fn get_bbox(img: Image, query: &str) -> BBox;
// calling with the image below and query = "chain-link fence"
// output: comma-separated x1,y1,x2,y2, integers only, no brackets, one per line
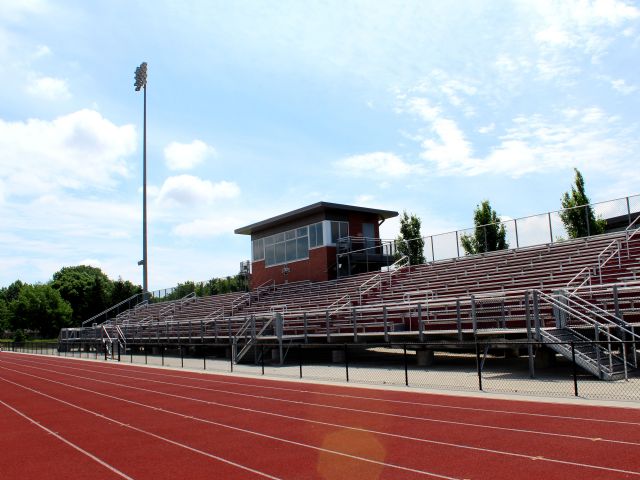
5,340,639,402
338,194,640,273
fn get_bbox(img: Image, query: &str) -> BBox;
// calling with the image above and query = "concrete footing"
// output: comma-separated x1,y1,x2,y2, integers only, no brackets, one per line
416,349,435,366
331,349,345,363
535,347,557,368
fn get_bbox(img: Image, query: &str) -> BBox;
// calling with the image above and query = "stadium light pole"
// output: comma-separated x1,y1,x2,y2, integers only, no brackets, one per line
134,62,149,295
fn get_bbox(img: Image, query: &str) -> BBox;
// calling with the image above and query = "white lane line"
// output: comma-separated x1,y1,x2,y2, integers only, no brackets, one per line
3,363,640,478
0,376,281,480
0,398,135,480
16,352,640,427
7,355,639,447
0,367,459,480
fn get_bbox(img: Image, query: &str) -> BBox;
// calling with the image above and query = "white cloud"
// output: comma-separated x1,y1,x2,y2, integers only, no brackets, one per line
172,216,239,238
156,175,240,206
163,139,216,171
0,109,136,198
478,123,495,134
610,78,637,94
335,152,420,178
355,194,375,204
535,26,574,47
25,74,70,100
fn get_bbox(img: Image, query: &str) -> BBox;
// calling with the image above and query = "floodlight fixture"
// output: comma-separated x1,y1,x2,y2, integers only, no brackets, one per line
134,62,147,91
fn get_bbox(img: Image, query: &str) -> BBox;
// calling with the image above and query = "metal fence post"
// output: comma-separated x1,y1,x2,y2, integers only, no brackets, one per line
571,342,579,397
456,299,462,341
548,212,553,243
261,344,265,375
585,205,591,237
344,344,349,382
430,236,435,262
455,230,460,258
514,219,519,248
475,341,483,391
181,345,184,368
403,344,409,386
627,196,631,226
299,345,303,379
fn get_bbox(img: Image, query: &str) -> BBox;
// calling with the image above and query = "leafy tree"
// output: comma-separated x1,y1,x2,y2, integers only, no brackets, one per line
396,211,425,265
1,280,25,303
11,284,72,337
461,200,508,255
50,266,112,325
559,168,606,238
0,299,10,334
110,278,143,305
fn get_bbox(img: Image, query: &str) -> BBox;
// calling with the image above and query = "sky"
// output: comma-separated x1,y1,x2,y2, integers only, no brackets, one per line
1,0,639,290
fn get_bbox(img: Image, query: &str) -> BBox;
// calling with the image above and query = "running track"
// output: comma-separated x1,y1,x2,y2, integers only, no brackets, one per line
1,352,639,480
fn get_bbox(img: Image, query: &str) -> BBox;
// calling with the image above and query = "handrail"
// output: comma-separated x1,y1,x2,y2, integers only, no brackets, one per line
134,300,149,310
231,292,252,314
327,293,351,315
269,304,288,314
566,267,592,293
82,293,144,326
388,255,409,273
358,274,381,304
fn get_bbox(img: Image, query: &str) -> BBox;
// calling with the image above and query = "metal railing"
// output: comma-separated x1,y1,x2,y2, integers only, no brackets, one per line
337,194,640,269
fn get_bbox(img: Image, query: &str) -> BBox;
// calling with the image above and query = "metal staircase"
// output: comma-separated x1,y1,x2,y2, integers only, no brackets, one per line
535,290,635,380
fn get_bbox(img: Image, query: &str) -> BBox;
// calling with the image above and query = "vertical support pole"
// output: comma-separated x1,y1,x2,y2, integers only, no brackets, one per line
455,230,460,258
525,291,534,379
613,285,621,321
475,341,483,391
471,295,477,335
383,306,389,343
204,352,206,370
181,345,184,368
430,236,435,262
585,205,591,237
145,347,147,364
417,303,424,343
483,225,488,253
500,300,506,329
325,310,331,343
261,344,265,375
117,342,121,362
130,347,133,363
403,344,409,386
571,341,579,397
303,312,308,344
595,325,602,379
548,212,553,243
514,219,519,249
299,345,303,379
533,290,541,341
456,299,462,341
627,196,632,226
344,344,349,382
352,307,358,343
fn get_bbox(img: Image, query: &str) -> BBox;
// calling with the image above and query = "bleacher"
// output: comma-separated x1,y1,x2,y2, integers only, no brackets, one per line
58,217,640,379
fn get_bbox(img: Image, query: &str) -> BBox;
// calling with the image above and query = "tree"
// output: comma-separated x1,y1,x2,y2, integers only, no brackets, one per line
460,200,508,255
396,211,425,265
559,168,606,238
0,299,10,335
110,278,143,305
11,284,72,338
50,266,113,325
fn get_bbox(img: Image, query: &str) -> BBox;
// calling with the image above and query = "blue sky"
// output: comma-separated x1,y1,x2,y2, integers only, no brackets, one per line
1,0,639,289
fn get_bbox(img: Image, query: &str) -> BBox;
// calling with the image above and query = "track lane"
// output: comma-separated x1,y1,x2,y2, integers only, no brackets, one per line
0,397,130,480
2,355,639,479
0,363,458,480
0,370,281,479
7,354,640,443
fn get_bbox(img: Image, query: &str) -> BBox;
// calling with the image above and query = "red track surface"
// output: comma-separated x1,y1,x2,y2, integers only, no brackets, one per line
1,352,639,479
